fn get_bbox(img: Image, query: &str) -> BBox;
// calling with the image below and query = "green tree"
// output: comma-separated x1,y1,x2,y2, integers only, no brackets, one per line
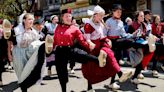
0,0,35,19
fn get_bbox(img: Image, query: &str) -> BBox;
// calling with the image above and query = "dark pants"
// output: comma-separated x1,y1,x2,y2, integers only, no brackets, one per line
0,73,1,81
111,38,134,61
55,46,98,92
69,60,75,70
152,56,157,71
132,63,143,79
152,56,164,71
152,43,164,70
0,38,8,81
110,71,122,84
0,59,5,81
20,86,27,92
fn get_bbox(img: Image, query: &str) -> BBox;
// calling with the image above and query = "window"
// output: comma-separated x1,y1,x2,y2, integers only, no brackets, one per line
62,0,76,4
49,0,53,4
55,0,60,3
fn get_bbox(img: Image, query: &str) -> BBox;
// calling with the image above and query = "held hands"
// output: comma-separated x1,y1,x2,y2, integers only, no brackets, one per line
132,29,141,37
87,40,96,51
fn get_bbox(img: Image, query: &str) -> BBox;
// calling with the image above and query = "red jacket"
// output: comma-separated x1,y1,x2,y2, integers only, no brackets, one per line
128,21,147,36
53,24,89,50
152,22,164,37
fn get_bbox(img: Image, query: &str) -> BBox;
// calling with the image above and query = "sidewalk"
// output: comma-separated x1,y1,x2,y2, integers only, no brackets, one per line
0,63,164,92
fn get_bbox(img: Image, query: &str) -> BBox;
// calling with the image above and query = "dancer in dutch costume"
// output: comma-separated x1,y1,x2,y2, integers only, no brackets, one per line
151,14,164,74
82,5,132,91
128,11,157,84
44,15,58,76
0,19,11,86
53,8,108,92
8,13,53,92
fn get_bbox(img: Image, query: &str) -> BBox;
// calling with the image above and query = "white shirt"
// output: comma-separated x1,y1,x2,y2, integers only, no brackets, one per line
14,24,40,47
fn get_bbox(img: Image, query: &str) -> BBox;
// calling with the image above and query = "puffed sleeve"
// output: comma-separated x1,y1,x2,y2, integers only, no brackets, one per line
83,23,94,41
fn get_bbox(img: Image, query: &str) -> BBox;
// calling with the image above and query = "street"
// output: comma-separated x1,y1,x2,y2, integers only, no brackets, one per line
0,0,164,92
0,63,164,92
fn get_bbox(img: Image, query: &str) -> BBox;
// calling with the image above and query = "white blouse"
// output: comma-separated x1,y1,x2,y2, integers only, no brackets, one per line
14,24,40,48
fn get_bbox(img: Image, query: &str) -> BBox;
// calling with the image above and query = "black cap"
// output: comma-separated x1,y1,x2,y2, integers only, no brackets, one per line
144,9,152,15
34,18,44,25
61,8,72,14
112,4,122,11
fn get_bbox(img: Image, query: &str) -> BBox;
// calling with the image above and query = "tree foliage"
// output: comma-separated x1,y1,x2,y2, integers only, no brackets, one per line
0,0,35,19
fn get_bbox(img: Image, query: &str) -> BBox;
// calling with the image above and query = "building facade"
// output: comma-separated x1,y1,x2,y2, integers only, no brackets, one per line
97,0,164,21
60,0,96,20
34,0,164,21
151,0,164,19
34,0,61,19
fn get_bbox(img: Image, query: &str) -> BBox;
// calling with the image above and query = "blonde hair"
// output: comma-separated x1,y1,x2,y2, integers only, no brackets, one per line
152,14,160,23
125,17,132,23
22,13,34,25
23,13,34,20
